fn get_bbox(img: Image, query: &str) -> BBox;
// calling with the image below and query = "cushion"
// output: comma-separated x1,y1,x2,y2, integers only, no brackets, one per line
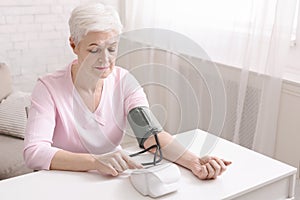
0,63,12,102
0,91,31,139
0,134,32,180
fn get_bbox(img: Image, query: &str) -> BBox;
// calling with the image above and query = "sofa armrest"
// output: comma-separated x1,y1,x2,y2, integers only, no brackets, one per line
0,63,12,102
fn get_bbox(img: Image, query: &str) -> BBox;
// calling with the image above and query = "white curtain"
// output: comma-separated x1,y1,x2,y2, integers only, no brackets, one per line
117,0,297,157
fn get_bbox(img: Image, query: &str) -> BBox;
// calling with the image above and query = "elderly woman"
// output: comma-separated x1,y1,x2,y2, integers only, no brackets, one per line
24,3,231,179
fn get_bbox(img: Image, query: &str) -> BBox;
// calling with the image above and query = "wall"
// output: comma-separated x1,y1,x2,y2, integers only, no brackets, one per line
0,0,119,92
276,81,300,178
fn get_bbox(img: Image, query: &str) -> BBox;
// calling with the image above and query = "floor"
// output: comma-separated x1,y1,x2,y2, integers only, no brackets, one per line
296,179,300,200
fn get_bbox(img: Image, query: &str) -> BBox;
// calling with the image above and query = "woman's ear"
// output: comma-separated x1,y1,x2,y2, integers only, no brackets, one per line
69,37,78,54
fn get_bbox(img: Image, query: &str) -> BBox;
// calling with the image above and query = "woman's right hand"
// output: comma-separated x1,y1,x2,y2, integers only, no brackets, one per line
93,150,143,176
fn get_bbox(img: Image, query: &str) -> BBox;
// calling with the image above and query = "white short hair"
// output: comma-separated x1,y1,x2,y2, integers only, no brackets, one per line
69,3,123,45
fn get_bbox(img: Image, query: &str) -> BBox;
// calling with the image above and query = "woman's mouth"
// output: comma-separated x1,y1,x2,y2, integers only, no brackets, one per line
95,66,109,70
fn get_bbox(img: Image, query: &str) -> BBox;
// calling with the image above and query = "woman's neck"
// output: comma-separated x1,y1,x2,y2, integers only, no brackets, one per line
71,63,104,112
71,62,103,94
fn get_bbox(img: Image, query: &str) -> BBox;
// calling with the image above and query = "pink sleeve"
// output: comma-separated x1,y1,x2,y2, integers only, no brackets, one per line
123,72,149,115
23,80,60,170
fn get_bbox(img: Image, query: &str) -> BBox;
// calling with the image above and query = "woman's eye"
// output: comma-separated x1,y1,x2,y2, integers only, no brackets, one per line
88,49,99,53
108,48,116,53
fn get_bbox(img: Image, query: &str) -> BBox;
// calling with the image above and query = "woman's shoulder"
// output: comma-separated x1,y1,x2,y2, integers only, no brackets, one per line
35,63,72,94
39,68,68,83
111,66,130,81
111,66,141,91
38,62,72,86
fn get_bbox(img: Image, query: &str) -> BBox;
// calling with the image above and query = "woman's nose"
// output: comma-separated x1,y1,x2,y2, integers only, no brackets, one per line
98,51,110,65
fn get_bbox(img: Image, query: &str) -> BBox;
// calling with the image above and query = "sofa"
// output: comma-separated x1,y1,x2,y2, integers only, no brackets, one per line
0,63,32,180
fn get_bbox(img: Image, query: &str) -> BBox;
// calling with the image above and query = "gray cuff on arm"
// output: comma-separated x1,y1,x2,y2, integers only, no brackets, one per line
128,106,163,149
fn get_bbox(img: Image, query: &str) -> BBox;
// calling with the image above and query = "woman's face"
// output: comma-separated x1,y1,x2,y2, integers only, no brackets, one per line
74,31,119,79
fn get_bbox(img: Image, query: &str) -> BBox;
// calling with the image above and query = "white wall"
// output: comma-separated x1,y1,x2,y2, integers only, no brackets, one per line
0,0,119,92
276,81,300,178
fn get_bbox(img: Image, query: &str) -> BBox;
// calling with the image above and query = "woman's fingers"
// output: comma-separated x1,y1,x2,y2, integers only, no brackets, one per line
111,157,125,172
95,150,143,176
197,156,232,179
205,163,215,179
209,160,221,179
120,151,143,169
192,164,207,180
100,162,119,176
212,157,227,175
115,153,129,171
222,159,232,166
199,165,209,180
111,151,143,173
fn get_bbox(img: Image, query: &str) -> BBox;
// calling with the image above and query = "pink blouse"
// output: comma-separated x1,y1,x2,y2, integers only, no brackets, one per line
23,60,149,170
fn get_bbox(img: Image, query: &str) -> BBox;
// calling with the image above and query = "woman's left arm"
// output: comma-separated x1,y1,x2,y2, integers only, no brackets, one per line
143,131,232,180
122,72,231,179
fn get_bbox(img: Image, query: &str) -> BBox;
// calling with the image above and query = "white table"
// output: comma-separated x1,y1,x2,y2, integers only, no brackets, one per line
0,129,297,200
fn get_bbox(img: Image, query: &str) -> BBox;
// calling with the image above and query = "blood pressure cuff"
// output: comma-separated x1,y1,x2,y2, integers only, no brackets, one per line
128,106,163,149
